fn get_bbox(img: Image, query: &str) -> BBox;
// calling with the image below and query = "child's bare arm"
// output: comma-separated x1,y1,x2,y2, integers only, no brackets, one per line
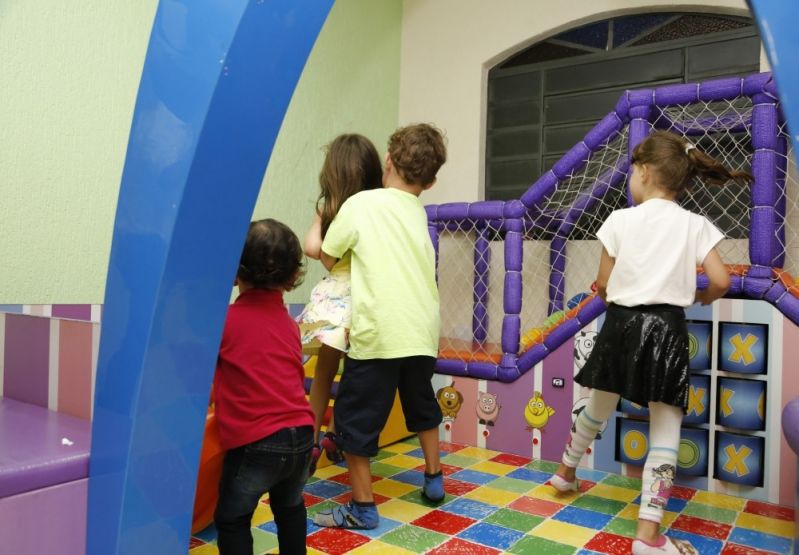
696,247,730,305
304,213,323,259
320,250,338,271
595,247,615,302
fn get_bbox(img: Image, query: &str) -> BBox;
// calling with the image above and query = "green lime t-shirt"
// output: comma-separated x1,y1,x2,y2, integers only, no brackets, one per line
321,188,440,359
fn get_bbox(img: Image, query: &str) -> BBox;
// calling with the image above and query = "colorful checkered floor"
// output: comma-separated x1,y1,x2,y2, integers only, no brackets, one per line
189,438,795,554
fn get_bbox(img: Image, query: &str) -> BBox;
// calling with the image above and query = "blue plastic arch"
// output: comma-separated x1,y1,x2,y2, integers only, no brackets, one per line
86,2,332,553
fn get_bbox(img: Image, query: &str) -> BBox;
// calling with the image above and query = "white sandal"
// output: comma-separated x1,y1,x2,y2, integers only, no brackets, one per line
632,536,698,555
550,473,579,492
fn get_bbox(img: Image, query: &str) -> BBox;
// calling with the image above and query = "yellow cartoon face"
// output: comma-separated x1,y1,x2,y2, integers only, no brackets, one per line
524,391,555,430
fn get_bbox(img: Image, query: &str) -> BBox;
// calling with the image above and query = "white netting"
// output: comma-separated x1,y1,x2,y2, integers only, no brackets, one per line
435,87,799,364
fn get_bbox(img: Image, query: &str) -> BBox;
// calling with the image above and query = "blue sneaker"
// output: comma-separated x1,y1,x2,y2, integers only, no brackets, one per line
313,501,378,529
422,471,444,503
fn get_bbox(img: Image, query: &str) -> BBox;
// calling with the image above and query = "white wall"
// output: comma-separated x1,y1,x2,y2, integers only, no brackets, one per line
399,0,751,205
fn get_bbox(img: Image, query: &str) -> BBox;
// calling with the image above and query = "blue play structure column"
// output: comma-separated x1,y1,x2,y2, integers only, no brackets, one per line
87,2,332,553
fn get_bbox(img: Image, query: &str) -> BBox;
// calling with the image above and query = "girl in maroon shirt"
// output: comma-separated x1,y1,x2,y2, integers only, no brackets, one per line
213,219,315,555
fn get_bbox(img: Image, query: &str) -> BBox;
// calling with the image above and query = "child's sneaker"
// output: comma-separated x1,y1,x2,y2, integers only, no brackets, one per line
422,471,444,503
309,444,321,476
313,501,379,529
320,431,345,463
632,536,697,554
550,473,579,492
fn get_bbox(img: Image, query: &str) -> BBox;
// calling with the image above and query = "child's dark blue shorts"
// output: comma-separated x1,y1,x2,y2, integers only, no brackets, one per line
333,355,442,457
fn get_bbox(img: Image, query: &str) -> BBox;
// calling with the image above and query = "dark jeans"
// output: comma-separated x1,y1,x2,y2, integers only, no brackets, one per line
214,426,313,555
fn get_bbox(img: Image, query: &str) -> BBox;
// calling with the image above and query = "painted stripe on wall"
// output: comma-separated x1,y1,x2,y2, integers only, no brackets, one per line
486,362,534,457
3,314,50,407
0,314,4,397
48,319,60,411
540,339,574,462
451,375,479,447
58,320,94,420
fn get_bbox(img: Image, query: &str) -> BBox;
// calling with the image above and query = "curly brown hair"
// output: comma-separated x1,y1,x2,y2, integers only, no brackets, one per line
318,134,383,238
387,123,447,186
237,219,305,290
631,130,753,193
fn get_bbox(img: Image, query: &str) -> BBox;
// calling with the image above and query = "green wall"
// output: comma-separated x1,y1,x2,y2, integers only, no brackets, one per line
0,0,401,304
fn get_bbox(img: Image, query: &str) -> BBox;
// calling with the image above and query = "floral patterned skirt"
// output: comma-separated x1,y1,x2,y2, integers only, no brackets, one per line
298,270,350,352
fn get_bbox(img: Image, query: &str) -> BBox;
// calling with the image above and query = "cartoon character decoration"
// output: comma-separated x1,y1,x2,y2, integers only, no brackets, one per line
571,393,608,439
648,464,676,510
436,385,464,421
524,391,555,430
574,330,597,370
476,392,500,426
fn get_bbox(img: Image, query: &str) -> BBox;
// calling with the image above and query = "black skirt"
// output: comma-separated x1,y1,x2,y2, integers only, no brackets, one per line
574,303,689,411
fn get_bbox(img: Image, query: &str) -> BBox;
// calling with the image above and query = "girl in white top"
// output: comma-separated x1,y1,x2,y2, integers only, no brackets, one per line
299,134,382,471
551,131,752,555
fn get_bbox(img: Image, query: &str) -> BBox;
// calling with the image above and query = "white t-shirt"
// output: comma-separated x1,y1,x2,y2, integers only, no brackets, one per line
597,198,724,307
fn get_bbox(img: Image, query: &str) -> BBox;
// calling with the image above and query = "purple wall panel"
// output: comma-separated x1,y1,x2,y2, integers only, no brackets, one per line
4,314,50,408
540,338,575,462
51,305,92,321
486,365,534,456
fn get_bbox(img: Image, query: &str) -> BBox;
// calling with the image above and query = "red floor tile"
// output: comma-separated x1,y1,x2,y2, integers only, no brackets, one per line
412,509,477,535
303,492,325,507
670,514,731,540
584,532,634,555
669,485,697,501
578,479,597,493
721,543,781,555
444,478,480,496
327,472,382,486
508,496,564,517
188,537,205,548
744,499,795,521
490,453,532,466
439,441,468,453
428,537,502,554
306,528,370,555
414,463,464,476
331,492,391,506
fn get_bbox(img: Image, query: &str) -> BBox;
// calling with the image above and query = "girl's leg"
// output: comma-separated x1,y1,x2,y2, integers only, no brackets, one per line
309,344,343,437
636,401,683,543
554,389,619,485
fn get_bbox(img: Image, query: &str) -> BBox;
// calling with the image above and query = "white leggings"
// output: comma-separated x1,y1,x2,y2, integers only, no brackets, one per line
562,389,683,523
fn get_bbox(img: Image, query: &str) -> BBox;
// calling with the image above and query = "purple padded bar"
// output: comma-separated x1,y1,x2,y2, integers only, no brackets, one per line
469,201,505,220
697,76,745,102
521,171,559,209
775,135,788,268
776,287,799,326
473,225,490,343
467,361,499,379
429,222,440,282
436,358,469,377
0,398,91,498
750,94,780,267
627,89,654,207
549,237,566,314
502,218,524,356
653,82,699,106
436,202,471,221
517,343,549,374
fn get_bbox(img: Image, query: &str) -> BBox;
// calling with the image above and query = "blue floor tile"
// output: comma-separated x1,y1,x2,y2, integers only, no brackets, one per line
440,498,499,520
450,469,501,485
456,522,524,550
403,447,449,459
304,480,350,499
351,516,404,539
552,506,613,530
728,527,794,554
576,468,609,482
666,530,722,555
194,523,218,543
391,470,425,487
506,467,552,484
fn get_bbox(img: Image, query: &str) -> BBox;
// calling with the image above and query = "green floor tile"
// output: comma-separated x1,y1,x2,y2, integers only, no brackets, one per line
485,507,545,532
527,460,560,472
370,461,406,478
399,490,455,507
602,474,642,490
306,499,339,517
252,528,279,553
571,494,627,515
604,516,638,538
441,453,481,467
402,436,421,446
489,476,536,494
508,535,576,554
306,475,319,484
380,524,449,552
373,449,398,461
680,501,737,524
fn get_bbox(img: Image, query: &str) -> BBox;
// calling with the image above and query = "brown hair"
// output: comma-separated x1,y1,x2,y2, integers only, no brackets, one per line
318,134,382,238
388,123,447,186
237,219,305,290
631,130,753,193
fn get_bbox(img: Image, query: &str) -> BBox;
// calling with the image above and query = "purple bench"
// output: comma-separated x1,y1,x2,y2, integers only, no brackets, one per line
0,397,91,553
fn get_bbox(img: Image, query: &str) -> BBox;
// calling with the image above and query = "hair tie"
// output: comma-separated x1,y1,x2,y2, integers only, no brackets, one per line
684,143,697,155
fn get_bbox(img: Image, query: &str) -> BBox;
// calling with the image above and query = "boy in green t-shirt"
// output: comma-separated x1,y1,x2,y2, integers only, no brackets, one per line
314,124,447,529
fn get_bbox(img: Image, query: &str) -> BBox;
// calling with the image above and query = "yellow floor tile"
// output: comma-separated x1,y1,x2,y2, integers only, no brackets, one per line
381,442,418,454
251,502,274,526
736,512,795,538
380,454,425,470
528,483,581,504
692,490,747,511
617,504,677,529
307,548,327,555
378,498,434,523
660,510,678,529
468,460,517,476
529,519,597,547
313,464,348,480
348,540,417,554
587,483,640,503
190,545,219,555
463,485,520,506
372,478,419,498
455,446,501,460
